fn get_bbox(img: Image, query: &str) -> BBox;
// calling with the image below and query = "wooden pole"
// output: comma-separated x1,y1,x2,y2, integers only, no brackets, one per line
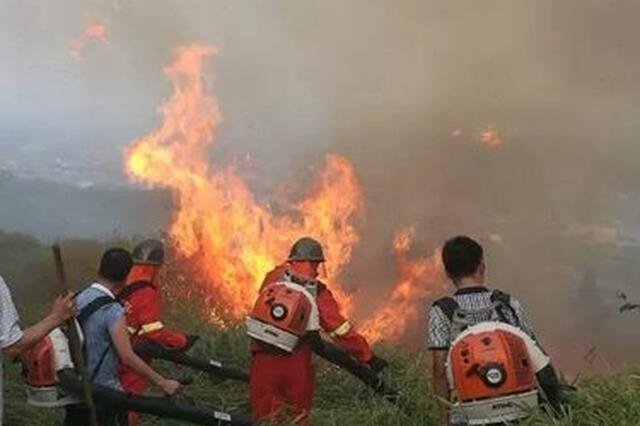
52,244,99,426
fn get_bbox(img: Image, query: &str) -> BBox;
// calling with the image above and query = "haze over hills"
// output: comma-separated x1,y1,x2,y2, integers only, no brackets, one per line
0,171,170,240
3,163,640,374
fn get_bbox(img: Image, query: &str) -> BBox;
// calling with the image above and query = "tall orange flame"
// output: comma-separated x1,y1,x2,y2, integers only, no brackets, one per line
125,44,359,319
125,43,447,343
360,227,444,342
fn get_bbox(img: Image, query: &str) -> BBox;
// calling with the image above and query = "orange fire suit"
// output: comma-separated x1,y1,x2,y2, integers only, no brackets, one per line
249,265,373,424
118,267,188,424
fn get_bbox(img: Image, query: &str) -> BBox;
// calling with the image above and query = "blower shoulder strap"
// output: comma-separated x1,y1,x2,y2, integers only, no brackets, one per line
75,294,120,382
433,297,460,322
490,289,520,327
489,289,511,305
117,280,153,301
76,296,118,325
282,270,326,297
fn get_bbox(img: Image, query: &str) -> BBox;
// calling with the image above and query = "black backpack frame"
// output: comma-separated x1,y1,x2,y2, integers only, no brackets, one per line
433,289,521,334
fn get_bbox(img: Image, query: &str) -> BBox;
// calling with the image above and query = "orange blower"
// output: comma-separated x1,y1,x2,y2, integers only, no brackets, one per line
447,323,539,425
245,281,313,352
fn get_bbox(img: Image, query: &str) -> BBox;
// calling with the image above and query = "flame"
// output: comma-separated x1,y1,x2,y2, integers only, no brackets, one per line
360,227,443,342
209,307,230,330
70,0,135,59
125,44,360,319
70,20,108,60
477,125,502,147
125,43,447,343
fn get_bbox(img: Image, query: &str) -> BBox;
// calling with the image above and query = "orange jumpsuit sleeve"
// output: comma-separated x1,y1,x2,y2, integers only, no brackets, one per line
129,286,187,348
316,287,373,363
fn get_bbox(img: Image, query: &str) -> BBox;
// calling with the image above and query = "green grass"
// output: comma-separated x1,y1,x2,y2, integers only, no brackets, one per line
2,230,640,425
144,339,640,426
7,325,640,425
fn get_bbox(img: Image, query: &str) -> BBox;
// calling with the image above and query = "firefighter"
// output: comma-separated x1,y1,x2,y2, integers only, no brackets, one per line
249,237,388,424
117,239,192,425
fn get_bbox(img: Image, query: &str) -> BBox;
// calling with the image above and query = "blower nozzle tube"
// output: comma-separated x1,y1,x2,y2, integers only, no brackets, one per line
58,369,253,426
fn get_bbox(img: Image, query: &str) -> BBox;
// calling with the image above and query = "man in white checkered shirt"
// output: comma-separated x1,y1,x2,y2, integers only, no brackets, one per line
0,275,74,424
427,236,566,426
428,286,537,351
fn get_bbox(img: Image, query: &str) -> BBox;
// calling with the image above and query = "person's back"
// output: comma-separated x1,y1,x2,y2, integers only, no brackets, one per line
427,235,566,426
118,239,189,426
428,285,537,351
75,283,123,390
248,237,384,425
67,248,134,426
67,248,183,426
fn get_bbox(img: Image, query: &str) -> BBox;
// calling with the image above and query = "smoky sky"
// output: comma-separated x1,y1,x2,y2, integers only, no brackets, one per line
2,1,638,184
2,0,640,373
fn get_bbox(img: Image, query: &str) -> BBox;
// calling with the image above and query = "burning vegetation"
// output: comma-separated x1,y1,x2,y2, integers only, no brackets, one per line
125,44,443,342
360,228,443,342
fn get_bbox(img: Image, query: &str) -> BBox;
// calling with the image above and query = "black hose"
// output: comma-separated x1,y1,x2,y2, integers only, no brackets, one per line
536,365,572,419
58,369,253,426
134,341,249,383
307,333,403,406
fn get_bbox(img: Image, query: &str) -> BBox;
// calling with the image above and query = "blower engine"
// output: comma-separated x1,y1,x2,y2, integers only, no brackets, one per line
22,328,80,407
446,322,539,425
245,281,314,352
22,327,253,425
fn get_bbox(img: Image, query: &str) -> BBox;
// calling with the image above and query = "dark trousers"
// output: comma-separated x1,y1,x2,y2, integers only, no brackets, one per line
64,404,129,426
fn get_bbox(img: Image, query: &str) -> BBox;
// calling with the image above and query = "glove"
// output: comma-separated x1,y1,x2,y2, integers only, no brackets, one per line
367,354,389,374
163,334,199,353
